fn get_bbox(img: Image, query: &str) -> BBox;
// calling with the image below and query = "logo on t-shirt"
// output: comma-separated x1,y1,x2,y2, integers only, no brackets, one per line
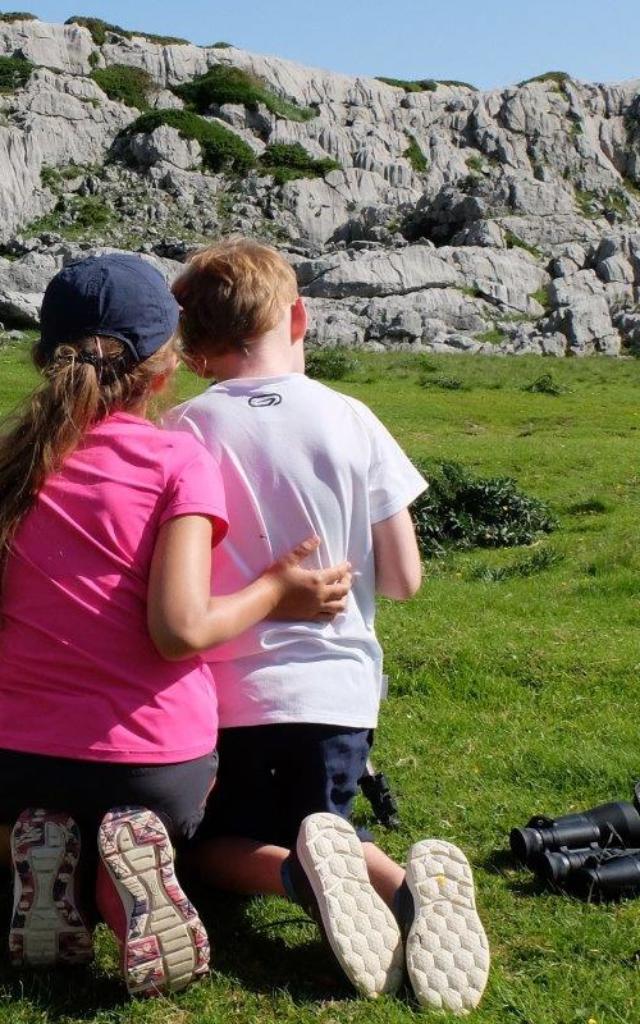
248,394,282,407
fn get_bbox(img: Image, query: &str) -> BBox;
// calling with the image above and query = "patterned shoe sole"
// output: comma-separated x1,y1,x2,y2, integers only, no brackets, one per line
296,813,403,998
9,808,93,968
98,808,209,997
404,840,490,1015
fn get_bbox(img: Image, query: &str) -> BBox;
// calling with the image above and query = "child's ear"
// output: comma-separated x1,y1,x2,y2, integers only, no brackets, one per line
290,297,308,343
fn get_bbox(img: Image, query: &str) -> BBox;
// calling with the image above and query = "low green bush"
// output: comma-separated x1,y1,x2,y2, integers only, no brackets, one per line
72,196,111,229
419,375,465,391
376,76,437,93
305,347,358,381
404,134,427,173
0,54,33,91
530,286,552,311
175,65,316,122
410,460,556,558
260,142,339,184
119,109,256,175
466,154,484,174
0,11,37,21
504,229,542,259
91,65,154,110
518,70,570,89
40,164,61,189
522,373,570,396
65,16,189,45
437,79,478,90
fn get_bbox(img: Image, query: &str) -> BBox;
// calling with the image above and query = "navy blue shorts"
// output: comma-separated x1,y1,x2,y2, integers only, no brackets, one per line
196,724,373,848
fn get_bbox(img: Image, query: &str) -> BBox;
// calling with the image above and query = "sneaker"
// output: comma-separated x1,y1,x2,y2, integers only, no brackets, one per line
97,806,209,998
9,808,93,967
293,812,404,998
401,839,490,1015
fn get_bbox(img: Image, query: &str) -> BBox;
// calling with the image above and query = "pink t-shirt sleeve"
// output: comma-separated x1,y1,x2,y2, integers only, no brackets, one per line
159,436,229,545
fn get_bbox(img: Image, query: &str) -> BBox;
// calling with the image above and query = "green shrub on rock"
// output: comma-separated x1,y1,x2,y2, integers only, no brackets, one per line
259,142,340,184
119,109,256,175
91,65,154,110
404,134,428,173
0,11,37,21
377,76,437,93
0,55,33,92
175,65,316,122
65,16,189,46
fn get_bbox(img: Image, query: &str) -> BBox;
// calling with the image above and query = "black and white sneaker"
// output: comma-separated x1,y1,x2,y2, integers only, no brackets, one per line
400,839,490,1015
291,812,404,998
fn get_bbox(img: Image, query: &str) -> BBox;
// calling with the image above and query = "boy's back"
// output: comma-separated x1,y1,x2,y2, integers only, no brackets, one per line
168,371,425,729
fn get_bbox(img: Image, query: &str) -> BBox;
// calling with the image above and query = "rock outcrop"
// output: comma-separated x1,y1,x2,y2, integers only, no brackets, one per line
1,15,639,355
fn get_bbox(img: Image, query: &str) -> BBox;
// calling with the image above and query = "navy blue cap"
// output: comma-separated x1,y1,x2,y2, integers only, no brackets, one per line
40,253,180,362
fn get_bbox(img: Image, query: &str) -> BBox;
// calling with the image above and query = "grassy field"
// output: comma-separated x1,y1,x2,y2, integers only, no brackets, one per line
0,342,639,1024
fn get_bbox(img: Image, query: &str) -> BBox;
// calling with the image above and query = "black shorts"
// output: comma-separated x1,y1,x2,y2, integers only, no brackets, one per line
0,747,218,846
196,724,373,848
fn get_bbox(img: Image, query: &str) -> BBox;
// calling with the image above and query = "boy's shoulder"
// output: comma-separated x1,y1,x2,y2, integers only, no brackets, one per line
169,375,375,418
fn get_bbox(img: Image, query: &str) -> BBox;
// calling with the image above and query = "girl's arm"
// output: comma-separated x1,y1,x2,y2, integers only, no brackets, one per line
147,515,351,661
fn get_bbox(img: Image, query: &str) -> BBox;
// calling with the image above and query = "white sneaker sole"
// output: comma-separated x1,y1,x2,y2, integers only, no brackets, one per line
98,808,209,997
405,839,490,1015
296,812,404,998
9,808,93,967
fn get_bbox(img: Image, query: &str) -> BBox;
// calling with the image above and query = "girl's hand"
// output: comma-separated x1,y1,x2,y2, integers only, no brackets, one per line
266,536,352,621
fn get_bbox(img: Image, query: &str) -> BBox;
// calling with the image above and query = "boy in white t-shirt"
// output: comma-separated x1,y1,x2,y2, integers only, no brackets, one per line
167,240,489,1014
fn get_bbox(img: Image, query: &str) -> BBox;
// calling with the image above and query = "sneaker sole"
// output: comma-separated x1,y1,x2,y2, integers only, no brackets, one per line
98,807,209,998
9,808,93,967
296,813,403,998
404,839,490,1015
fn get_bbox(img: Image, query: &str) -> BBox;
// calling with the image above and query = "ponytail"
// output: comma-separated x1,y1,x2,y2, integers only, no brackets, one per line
0,334,178,599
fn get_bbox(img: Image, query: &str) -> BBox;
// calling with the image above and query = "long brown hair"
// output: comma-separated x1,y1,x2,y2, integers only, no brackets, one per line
0,334,178,598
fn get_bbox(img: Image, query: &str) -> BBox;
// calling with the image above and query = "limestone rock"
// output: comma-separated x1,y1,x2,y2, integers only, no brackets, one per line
0,16,639,355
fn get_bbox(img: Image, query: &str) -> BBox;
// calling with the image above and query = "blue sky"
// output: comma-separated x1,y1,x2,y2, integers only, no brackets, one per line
21,0,640,89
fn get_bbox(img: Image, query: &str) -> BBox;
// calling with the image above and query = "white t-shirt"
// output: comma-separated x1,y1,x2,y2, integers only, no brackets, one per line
166,373,427,729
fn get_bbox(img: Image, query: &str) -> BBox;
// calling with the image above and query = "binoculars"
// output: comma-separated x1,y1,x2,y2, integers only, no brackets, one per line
510,785,640,900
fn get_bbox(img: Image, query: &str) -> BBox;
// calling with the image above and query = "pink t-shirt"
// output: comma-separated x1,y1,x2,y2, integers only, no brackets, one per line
0,411,228,764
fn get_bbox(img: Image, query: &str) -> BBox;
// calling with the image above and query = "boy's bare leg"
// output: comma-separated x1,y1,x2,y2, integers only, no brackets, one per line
184,835,406,908
362,842,405,908
183,837,288,896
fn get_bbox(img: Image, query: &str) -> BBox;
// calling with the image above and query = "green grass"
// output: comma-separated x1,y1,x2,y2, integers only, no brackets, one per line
504,230,543,260
25,196,111,239
475,328,507,345
1,349,640,1023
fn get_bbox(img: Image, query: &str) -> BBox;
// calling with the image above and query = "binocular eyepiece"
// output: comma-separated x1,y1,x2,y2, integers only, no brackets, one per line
510,789,640,901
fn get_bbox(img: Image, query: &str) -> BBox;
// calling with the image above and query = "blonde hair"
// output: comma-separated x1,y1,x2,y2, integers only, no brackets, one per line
173,238,298,358
0,334,178,599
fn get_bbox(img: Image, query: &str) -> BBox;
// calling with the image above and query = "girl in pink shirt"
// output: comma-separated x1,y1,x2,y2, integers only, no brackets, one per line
0,254,350,997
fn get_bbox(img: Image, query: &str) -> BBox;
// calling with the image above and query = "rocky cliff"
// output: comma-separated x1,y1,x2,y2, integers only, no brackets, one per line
1,13,639,356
